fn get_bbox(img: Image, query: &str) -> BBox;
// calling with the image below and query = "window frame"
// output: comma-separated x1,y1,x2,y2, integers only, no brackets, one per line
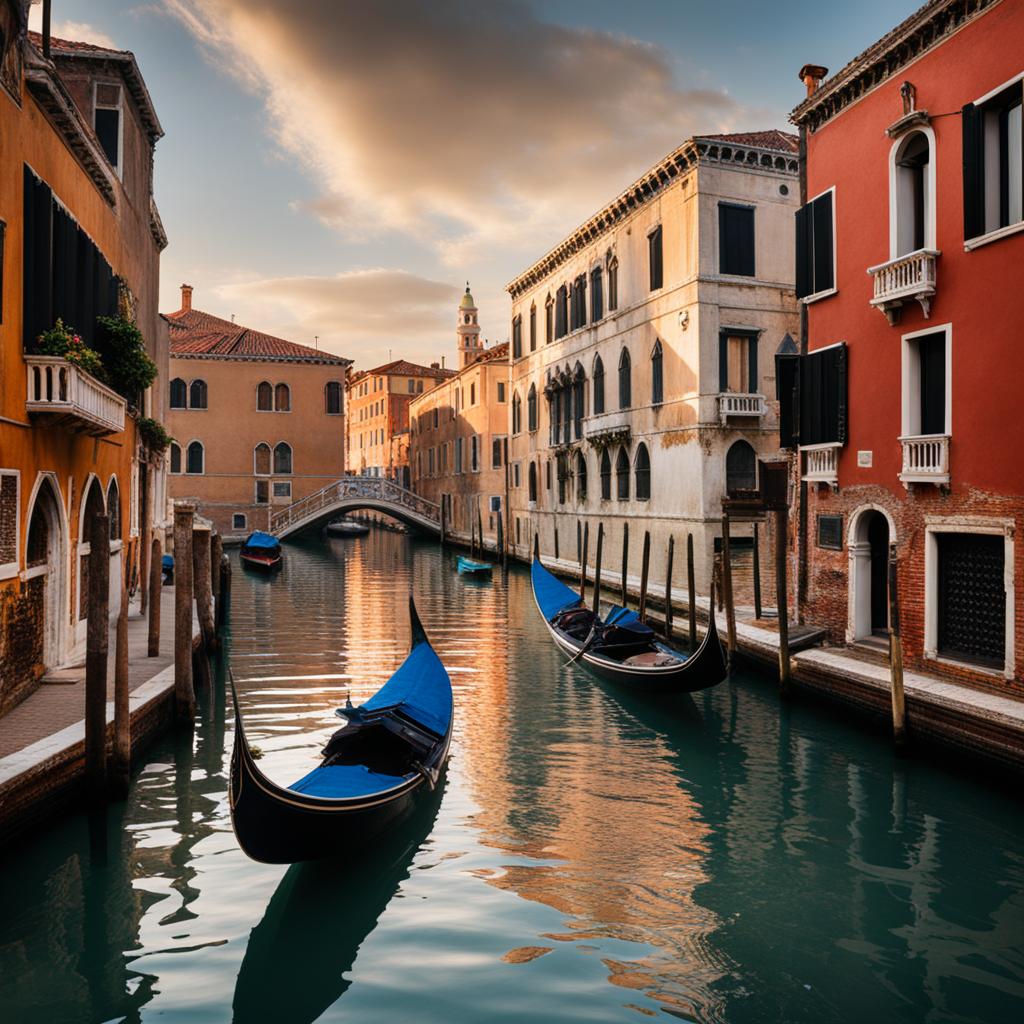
92,80,123,177
718,201,756,278
188,379,208,410
796,186,837,303
232,513,247,531
889,129,936,259
618,348,631,410
185,440,204,475
648,224,664,291
634,443,651,501
651,339,664,406
169,377,187,410
901,322,952,439
325,380,342,415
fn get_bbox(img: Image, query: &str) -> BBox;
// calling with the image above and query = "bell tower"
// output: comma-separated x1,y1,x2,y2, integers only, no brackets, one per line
457,282,482,369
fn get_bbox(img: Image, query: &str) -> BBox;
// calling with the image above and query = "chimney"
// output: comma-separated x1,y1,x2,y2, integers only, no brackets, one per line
180,283,193,311
798,64,829,97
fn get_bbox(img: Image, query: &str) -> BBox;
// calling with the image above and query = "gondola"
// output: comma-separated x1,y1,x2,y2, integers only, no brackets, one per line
229,597,453,863
456,555,492,577
239,531,283,572
326,518,370,537
531,557,727,693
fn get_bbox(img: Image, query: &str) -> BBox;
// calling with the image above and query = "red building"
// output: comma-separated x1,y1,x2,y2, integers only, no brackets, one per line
785,0,1023,693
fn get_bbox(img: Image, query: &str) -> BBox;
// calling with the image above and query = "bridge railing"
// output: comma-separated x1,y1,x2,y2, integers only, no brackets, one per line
270,476,440,534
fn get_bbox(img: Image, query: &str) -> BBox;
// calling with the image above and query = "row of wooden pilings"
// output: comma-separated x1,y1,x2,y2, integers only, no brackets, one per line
84,500,231,806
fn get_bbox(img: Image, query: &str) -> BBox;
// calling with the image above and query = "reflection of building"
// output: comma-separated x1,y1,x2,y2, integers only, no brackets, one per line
506,132,799,587
345,359,454,483
0,12,168,713
786,0,1023,690
164,285,351,539
409,286,510,545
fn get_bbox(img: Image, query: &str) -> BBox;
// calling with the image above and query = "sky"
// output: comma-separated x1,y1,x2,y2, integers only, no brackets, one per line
29,0,922,370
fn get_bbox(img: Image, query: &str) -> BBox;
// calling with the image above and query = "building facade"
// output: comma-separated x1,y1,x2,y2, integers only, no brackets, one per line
0,10,168,713
506,132,800,588
409,288,509,544
165,286,351,539
787,0,1023,692
345,358,454,483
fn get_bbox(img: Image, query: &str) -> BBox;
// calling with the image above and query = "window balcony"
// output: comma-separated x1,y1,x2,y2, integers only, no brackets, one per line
867,248,939,324
718,392,766,425
25,356,126,436
899,433,949,487
801,441,841,487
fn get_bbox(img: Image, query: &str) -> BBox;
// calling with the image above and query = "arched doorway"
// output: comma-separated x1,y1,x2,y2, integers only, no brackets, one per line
25,476,67,670
849,507,892,641
76,477,107,644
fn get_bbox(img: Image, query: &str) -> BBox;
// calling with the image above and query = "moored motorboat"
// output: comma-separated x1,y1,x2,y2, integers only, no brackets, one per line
456,555,492,577
531,558,726,693
326,518,370,537
239,531,283,572
228,597,453,863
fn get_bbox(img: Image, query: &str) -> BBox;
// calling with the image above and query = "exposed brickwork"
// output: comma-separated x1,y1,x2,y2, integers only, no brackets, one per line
0,577,45,714
0,475,17,565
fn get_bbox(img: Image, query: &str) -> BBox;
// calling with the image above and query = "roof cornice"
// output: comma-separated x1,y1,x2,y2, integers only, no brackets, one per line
169,351,351,366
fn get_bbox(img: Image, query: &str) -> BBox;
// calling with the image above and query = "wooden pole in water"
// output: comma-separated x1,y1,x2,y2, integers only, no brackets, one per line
439,495,447,548
554,524,559,561
533,532,539,561
638,530,651,622
140,462,151,614
686,532,697,651
664,535,675,640
193,526,216,655
721,514,736,662
502,439,510,568
591,522,604,614
112,552,131,798
775,508,791,695
888,544,907,751
86,514,110,804
173,503,196,721
620,522,629,605
147,536,162,657
211,534,223,603
496,510,504,567
579,521,589,602
752,521,762,620
477,500,484,557
576,520,582,565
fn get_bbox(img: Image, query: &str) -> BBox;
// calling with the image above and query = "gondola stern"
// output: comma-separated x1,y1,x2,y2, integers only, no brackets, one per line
408,594,429,649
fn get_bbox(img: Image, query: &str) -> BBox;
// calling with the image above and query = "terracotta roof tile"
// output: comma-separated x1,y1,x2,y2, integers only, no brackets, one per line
350,359,456,382
697,130,799,153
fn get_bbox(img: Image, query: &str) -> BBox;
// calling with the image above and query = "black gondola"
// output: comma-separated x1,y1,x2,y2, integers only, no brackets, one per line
531,558,727,693
229,597,453,863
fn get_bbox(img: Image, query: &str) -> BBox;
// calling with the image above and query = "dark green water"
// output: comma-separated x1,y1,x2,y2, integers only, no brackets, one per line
1,529,1023,1023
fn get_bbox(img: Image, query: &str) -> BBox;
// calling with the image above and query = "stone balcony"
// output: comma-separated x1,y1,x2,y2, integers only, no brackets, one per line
717,392,766,425
898,433,950,487
25,356,125,436
867,248,939,324
801,441,842,487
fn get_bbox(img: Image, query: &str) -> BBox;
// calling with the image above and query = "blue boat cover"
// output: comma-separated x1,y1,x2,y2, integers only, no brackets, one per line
289,763,409,798
360,640,452,738
605,605,640,626
244,531,280,550
532,559,581,621
457,556,492,572
161,555,174,569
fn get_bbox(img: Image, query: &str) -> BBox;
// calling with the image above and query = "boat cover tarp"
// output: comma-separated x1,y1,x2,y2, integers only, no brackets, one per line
244,531,280,550
288,764,409,798
532,560,581,621
605,605,640,626
458,557,492,571
360,641,452,738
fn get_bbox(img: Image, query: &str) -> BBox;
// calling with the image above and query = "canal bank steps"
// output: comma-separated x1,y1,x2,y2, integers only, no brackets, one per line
0,586,202,849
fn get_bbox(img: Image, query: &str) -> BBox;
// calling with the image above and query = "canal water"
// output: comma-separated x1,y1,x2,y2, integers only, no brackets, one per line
2,529,1023,1023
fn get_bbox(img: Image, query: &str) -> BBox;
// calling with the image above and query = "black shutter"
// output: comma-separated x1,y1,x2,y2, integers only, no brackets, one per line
747,334,758,394
776,353,799,448
812,192,834,293
918,333,946,435
719,204,734,274
962,102,985,240
718,332,728,391
23,166,53,350
795,204,811,298
797,343,847,446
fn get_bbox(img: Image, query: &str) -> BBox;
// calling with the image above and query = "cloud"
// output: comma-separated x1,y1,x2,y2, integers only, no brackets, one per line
27,8,118,49
163,0,765,262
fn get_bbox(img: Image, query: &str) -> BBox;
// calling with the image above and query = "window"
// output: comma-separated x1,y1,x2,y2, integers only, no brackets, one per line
273,481,292,500
497,381,506,403
600,449,612,499
188,379,207,409
273,442,292,474
651,340,664,406
255,480,269,504
512,391,522,434
470,382,476,406
545,294,554,344
795,189,835,299
776,342,848,448
575,450,587,502
963,79,1023,240
936,532,1006,667
527,383,538,431
233,513,247,530
615,447,629,500
106,478,120,540
618,349,631,409
186,441,204,474
892,131,933,256
512,315,523,359
455,437,463,474
0,472,17,575
593,355,605,414
607,254,619,311
492,436,505,469
570,274,587,330
254,442,271,475
513,462,520,488
428,448,435,476
325,381,342,414
528,461,537,502
471,435,479,472
169,378,187,409
546,460,551,491
557,454,568,504
719,203,755,276
274,383,290,412
169,442,181,474
572,363,585,439
417,380,423,393
555,285,568,338
726,440,757,495
94,82,122,174
408,379,417,393
529,305,537,351
902,326,949,437
590,266,603,322
719,330,758,394
634,443,651,500
648,225,663,290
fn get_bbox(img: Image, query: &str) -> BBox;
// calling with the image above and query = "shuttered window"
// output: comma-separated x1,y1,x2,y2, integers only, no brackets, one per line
795,190,835,299
648,225,663,290
512,315,522,359
775,343,847,448
718,203,755,276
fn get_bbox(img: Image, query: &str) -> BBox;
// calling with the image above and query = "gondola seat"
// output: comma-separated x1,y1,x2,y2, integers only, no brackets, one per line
289,764,410,798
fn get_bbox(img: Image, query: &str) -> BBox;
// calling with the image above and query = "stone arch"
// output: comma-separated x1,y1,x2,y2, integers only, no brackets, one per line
847,503,897,642
24,473,69,671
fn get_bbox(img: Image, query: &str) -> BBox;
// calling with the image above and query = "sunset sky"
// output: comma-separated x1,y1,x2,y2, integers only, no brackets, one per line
31,0,920,368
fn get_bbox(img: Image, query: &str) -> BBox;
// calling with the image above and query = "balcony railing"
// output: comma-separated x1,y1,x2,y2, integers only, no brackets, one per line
25,356,125,436
718,392,766,425
867,248,939,323
801,441,842,487
899,433,950,486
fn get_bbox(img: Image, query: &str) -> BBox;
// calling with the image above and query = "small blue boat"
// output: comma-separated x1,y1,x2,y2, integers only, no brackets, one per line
161,553,174,585
457,555,493,577
240,531,283,572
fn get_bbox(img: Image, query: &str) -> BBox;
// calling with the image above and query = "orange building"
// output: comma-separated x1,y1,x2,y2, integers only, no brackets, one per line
164,286,351,539
0,9,168,713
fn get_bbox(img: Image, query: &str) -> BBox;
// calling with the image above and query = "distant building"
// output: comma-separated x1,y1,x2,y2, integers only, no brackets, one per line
345,358,454,484
410,286,509,544
506,132,800,586
164,285,351,539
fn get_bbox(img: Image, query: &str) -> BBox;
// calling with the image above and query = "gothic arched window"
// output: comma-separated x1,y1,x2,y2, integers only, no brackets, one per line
273,442,292,474
615,446,630,500
634,443,651,500
651,339,664,406
600,449,612,500
189,379,207,409
593,354,605,415
618,348,631,409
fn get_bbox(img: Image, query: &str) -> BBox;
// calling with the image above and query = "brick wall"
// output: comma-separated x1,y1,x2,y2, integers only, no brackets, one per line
0,577,45,714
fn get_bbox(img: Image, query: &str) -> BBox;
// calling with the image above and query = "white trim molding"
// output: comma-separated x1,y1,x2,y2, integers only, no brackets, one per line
889,125,937,258
846,503,898,643
899,322,952,486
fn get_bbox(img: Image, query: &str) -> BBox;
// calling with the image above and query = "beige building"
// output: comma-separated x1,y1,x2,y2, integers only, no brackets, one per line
506,131,800,587
409,288,510,546
165,285,351,539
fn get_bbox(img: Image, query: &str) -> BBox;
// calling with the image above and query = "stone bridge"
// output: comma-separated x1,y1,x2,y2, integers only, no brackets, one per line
270,476,440,540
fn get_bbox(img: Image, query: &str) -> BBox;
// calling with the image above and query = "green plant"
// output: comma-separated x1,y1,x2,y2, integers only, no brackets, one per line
137,416,173,455
36,319,106,379
96,315,158,402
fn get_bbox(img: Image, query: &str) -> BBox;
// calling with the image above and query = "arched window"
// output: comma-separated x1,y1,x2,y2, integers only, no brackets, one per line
651,339,664,406
275,383,290,412
512,391,522,434
545,294,554,344
273,441,292,474
189,379,207,409
618,348,631,409
600,449,612,500
169,377,187,409
572,362,585,439
470,382,476,406
892,130,933,256
26,482,54,567
527,383,538,431
254,442,271,475
575,450,587,502
529,304,537,351
186,441,204,474
555,285,568,338
106,478,120,540
169,442,181,474
616,447,630,500
590,266,603,322
607,254,619,311
726,440,757,495
528,461,537,502
593,354,605,415
257,381,273,411
325,381,342,414
512,315,523,359
634,443,651,500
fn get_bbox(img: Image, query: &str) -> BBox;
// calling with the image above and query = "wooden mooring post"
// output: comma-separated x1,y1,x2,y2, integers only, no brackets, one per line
554,525,559,561
888,545,907,751
576,520,582,564
591,522,604,614
686,533,697,651
721,514,736,663
173,503,196,722
620,523,629,605
147,536,162,657
477,500,484,557
112,554,131,798
439,496,447,548
752,522,763,620
193,525,216,655
638,530,651,622
664,535,675,640
496,511,504,567
86,514,110,804
775,508,791,695
579,521,589,602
